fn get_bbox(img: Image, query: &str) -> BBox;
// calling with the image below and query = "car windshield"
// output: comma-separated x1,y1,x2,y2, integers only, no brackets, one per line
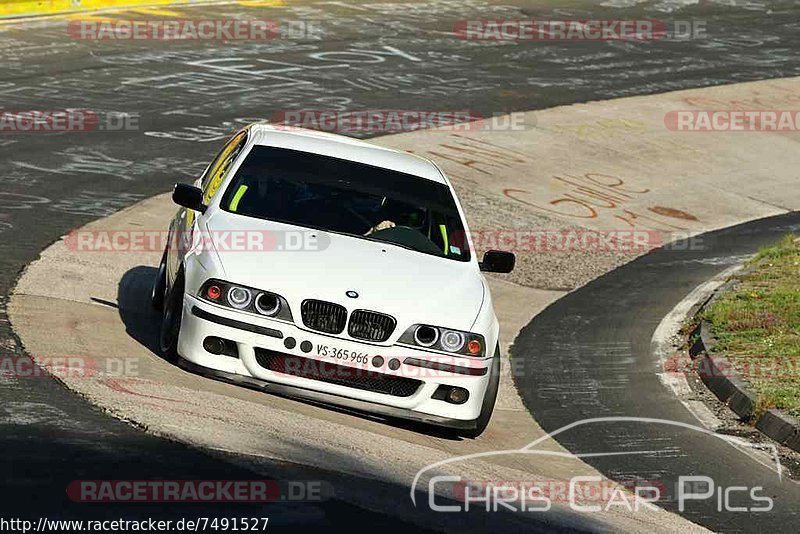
220,145,471,261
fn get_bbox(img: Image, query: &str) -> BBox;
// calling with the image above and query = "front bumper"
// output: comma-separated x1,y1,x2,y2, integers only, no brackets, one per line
177,295,493,425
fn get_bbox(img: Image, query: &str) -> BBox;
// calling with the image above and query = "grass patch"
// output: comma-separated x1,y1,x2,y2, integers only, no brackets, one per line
702,234,800,419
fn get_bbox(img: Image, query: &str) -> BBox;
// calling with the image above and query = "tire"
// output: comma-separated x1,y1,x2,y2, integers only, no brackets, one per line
151,249,167,311
461,345,501,438
158,271,184,361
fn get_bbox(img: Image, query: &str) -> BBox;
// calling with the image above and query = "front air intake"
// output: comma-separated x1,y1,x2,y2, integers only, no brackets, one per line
348,310,396,342
254,349,422,397
301,299,347,334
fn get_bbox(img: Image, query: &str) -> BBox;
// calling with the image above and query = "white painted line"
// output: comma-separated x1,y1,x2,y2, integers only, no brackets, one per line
650,261,792,477
651,263,745,429
684,400,722,430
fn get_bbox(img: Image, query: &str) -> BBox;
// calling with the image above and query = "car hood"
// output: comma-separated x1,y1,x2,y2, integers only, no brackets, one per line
201,213,486,334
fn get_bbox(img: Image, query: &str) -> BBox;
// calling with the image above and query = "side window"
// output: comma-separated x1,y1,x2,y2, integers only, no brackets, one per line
201,129,248,204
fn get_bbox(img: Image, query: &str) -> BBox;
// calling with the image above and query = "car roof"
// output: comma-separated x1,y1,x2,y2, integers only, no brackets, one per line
248,123,448,185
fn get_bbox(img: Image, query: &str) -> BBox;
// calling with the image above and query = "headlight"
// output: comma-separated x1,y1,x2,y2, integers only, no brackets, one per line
227,286,252,309
399,324,485,357
440,330,465,352
255,293,280,316
198,279,293,322
413,325,439,347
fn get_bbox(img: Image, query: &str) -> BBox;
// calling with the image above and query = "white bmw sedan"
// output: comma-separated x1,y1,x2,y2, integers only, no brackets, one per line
152,123,515,437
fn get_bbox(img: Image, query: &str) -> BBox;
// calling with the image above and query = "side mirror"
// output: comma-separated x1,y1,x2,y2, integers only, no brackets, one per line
172,183,206,213
480,250,515,273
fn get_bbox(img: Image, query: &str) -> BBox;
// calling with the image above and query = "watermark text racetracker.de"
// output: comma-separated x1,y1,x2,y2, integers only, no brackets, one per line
65,229,328,253
0,110,139,133
68,19,320,40
271,109,529,133
467,229,696,253
665,110,800,131
665,352,800,380
67,479,330,503
0,354,139,379
454,19,707,41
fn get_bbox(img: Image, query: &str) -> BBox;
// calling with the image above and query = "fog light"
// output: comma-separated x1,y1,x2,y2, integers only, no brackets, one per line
202,336,238,358
207,285,221,300
203,337,225,355
447,387,469,404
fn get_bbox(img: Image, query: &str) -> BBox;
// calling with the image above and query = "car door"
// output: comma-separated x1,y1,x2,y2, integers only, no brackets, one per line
166,128,249,288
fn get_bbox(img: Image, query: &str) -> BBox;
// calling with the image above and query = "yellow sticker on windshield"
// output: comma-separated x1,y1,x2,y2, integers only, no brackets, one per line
439,224,448,255
229,185,249,212
203,131,246,204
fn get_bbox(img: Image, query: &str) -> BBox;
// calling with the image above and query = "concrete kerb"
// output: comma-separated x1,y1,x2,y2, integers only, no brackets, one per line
690,292,800,453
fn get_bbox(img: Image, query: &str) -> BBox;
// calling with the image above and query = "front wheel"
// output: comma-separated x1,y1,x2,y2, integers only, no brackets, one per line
151,249,167,311
461,345,501,438
158,272,184,361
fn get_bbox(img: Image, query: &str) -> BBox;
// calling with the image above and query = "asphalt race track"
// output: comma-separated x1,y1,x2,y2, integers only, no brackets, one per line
515,213,800,531
2,0,800,530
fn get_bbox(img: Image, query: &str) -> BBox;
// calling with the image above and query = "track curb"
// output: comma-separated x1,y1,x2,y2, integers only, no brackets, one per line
690,291,800,453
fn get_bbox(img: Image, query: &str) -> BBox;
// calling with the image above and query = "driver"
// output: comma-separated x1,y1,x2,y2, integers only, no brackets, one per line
365,219,396,235
363,198,425,236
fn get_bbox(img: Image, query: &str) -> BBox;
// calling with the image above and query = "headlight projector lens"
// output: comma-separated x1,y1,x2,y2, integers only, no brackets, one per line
227,286,252,309
441,330,465,352
255,293,280,316
414,325,439,347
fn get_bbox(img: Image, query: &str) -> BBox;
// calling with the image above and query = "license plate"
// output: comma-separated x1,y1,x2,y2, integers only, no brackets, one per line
315,344,371,365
